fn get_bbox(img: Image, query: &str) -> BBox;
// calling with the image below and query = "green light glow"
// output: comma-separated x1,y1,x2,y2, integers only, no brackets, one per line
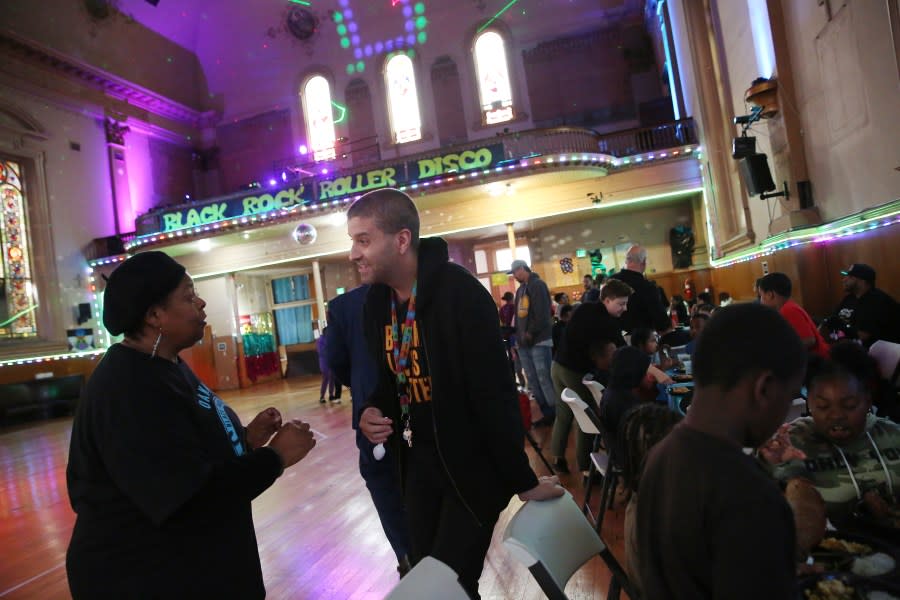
340,37,350,48
331,100,348,124
477,0,519,33
356,61,365,72
333,11,343,22
414,2,425,15
337,24,347,36
346,63,356,75
415,16,427,29
0,304,39,328
417,31,427,44
288,0,311,5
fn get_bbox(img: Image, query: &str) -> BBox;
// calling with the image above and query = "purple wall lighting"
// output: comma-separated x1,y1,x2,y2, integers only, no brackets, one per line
334,0,429,75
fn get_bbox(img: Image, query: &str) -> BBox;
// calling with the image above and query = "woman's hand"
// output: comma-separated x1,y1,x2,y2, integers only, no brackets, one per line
518,476,565,502
246,407,282,449
759,423,807,465
268,419,316,468
359,407,393,444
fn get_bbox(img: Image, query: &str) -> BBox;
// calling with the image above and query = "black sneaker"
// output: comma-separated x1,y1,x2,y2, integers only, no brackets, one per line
552,458,570,474
319,397,326,404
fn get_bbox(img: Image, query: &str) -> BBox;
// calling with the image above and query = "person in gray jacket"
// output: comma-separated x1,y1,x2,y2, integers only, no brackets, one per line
511,259,557,425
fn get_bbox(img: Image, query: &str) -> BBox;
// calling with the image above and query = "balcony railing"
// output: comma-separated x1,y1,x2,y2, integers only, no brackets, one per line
596,118,697,157
118,118,696,248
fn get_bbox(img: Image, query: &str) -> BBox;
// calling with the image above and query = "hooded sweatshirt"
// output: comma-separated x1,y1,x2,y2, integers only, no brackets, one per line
771,413,900,522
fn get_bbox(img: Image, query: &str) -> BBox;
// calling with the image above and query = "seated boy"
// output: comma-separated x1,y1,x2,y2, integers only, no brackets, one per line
635,304,806,599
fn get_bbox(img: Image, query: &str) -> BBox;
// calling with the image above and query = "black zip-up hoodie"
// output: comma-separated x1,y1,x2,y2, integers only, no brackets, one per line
362,237,539,524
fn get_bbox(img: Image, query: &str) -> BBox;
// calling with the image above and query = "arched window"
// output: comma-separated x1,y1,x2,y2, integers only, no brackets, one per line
0,157,37,339
301,75,337,162
473,31,514,125
384,54,422,144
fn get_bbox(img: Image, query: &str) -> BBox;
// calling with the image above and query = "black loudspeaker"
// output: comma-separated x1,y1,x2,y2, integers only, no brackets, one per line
76,303,92,325
738,153,776,196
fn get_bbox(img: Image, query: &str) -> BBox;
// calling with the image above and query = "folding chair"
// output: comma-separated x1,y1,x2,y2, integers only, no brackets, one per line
560,387,617,533
503,491,639,600
383,556,470,600
581,376,606,406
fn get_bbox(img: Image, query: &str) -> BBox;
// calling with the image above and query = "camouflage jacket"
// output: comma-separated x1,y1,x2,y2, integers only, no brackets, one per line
770,414,900,521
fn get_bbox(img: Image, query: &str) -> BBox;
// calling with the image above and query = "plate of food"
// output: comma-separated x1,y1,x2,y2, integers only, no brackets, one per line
669,386,692,395
809,532,897,579
672,373,693,382
798,574,900,600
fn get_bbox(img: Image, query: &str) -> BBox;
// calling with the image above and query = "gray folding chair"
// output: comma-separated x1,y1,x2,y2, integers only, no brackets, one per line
383,556,470,600
503,491,638,600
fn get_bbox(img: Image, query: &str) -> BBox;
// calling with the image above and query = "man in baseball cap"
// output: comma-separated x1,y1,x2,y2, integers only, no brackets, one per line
834,263,899,346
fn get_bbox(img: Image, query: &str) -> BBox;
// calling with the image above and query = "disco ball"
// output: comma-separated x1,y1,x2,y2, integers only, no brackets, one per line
292,223,317,245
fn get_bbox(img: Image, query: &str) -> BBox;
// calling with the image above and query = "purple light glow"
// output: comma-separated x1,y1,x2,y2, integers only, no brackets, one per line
396,36,404,47
299,144,308,154
386,40,394,50
344,9,354,20
268,179,277,187
351,34,360,46
364,45,373,56
403,5,413,17
348,22,358,33
281,171,288,182
339,0,349,6
354,48,363,59
321,168,329,175
405,20,415,32
406,34,416,45
375,41,383,52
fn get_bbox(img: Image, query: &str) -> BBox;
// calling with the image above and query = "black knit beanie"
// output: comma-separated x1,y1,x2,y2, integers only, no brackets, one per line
102,251,187,336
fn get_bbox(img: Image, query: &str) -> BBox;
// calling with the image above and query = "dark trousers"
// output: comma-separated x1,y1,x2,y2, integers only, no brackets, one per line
404,444,497,599
356,432,410,562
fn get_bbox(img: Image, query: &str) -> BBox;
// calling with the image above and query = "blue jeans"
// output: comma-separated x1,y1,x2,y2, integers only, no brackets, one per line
517,344,556,419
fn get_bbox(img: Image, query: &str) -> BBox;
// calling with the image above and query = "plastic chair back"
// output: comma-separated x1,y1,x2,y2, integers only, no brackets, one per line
561,388,601,435
384,556,470,600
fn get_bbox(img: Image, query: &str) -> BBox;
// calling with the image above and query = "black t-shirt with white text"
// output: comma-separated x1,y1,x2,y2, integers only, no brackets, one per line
384,299,434,446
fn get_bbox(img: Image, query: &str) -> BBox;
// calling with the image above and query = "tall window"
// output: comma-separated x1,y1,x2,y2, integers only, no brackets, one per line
302,75,337,162
385,54,422,144
0,158,37,339
473,31,514,125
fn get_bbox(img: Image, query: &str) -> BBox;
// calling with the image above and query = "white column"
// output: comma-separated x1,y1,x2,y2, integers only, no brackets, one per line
506,223,517,258
311,259,327,330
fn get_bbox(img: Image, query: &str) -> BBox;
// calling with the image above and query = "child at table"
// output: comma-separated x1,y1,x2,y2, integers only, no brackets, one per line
635,303,805,599
630,328,674,401
587,338,617,387
599,346,652,462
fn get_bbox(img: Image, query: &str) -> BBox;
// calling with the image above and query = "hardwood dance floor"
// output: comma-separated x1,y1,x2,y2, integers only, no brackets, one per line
0,375,627,599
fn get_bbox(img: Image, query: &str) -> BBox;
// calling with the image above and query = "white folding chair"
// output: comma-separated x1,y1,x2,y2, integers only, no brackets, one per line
503,491,638,600
870,340,900,387
383,556,469,600
581,376,606,406
560,387,612,530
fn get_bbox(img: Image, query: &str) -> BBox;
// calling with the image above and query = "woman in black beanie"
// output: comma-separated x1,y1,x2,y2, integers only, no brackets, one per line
66,251,316,599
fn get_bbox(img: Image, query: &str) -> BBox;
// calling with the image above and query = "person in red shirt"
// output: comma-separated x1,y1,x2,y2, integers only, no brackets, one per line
758,273,829,359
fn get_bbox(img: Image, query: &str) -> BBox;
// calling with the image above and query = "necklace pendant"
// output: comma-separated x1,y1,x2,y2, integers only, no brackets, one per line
402,426,413,447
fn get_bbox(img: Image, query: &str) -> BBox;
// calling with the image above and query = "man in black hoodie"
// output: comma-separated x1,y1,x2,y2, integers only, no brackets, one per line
348,188,562,598
611,244,671,334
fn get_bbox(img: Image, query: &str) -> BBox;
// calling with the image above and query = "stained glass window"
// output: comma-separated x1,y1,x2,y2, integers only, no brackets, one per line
302,75,337,162
385,54,422,144
474,31,514,125
0,158,37,338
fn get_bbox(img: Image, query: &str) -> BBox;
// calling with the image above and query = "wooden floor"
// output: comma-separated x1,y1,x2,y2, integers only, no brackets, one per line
0,375,627,599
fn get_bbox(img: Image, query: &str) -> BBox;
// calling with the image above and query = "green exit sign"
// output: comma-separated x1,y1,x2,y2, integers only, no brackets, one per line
575,248,587,258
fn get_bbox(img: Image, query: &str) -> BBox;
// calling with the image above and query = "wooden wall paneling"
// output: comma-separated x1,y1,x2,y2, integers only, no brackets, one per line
821,223,900,300
0,355,102,386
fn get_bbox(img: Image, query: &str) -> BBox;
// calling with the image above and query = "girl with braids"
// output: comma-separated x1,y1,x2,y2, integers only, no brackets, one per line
619,403,683,594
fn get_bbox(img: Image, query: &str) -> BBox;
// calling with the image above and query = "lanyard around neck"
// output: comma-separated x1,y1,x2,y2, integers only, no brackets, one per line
390,281,417,414
832,430,895,500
